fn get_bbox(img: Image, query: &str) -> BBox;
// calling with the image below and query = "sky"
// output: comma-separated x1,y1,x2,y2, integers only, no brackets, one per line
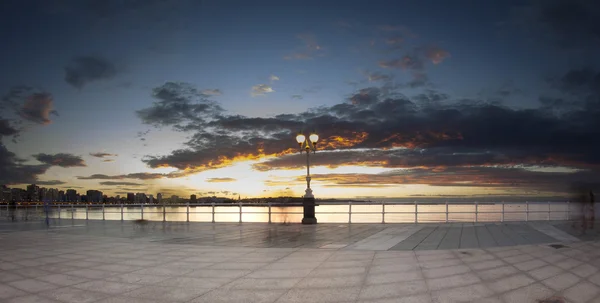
1,0,599,200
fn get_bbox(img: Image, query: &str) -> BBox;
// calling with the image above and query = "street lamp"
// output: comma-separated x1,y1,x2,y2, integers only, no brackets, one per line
296,132,318,224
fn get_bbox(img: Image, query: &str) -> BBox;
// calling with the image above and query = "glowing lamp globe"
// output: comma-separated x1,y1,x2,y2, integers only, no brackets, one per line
309,133,319,143
296,134,306,144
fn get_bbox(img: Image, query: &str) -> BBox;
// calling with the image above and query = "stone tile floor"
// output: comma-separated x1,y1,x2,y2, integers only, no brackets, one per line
1,220,600,302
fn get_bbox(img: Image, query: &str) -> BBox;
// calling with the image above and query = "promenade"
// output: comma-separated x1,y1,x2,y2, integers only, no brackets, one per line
1,220,600,303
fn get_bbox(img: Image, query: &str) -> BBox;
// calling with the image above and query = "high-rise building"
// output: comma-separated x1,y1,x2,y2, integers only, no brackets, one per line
26,184,39,202
148,194,154,204
157,193,162,204
38,187,48,202
190,194,197,203
0,185,10,202
171,195,179,204
86,190,103,203
66,189,77,202
135,193,147,204
58,190,65,202
126,193,134,203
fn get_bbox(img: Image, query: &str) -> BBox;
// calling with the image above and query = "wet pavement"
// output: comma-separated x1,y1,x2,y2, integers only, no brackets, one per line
2,219,600,302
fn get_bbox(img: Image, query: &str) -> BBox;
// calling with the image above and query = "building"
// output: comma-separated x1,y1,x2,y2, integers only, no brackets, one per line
58,190,65,202
66,189,77,202
190,194,197,203
38,187,47,202
135,193,147,204
157,193,162,204
0,185,10,202
171,195,179,204
11,188,25,202
26,184,39,202
86,190,103,203
148,194,154,204
126,193,134,203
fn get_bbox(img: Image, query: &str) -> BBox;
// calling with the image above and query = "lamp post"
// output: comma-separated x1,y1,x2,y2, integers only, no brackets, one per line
296,132,319,224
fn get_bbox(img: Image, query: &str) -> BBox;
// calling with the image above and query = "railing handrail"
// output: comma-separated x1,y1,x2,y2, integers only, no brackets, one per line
2,200,578,224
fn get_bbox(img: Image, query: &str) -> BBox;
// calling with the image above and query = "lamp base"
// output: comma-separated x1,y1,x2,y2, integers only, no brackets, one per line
302,197,317,225
302,217,317,224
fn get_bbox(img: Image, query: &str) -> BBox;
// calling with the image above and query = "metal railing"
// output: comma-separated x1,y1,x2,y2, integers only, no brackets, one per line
0,201,580,224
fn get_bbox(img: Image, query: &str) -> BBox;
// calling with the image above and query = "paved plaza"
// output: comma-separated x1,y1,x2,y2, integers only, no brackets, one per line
1,220,600,302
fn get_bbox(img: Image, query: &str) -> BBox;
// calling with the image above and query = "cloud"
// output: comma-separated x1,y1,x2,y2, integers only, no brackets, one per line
89,152,118,158
135,68,600,195
509,0,600,50
291,95,304,100
77,172,166,180
16,93,56,125
136,82,223,130
33,153,86,167
423,45,451,64
0,142,51,185
102,159,114,162
206,177,237,183
269,75,280,82
379,56,424,71
251,84,274,97
364,71,392,82
283,33,323,60
99,181,144,186
201,89,222,96
0,118,19,137
64,56,118,89
36,180,67,186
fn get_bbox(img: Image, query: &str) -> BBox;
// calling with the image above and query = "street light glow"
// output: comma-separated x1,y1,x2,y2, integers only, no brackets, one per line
309,133,319,143
296,134,306,144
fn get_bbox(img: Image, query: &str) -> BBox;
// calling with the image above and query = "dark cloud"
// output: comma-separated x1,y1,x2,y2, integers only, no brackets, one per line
18,93,55,125
2,87,57,125
0,142,51,185
0,118,19,137
99,181,143,186
510,0,600,50
136,82,223,131
33,153,86,167
77,172,166,180
206,177,237,183
64,56,117,89
89,152,118,158
549,68,600,95
136,68,600,194
291,95,304,100
36,180,67,186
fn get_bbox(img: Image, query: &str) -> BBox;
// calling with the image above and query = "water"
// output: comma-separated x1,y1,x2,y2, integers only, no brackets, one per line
29,202,576,223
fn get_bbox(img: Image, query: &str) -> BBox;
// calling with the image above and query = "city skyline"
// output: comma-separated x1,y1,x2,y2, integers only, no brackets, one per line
1,0,599,199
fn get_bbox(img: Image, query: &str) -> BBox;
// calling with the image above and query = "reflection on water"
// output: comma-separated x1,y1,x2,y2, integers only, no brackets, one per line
25,202,577,223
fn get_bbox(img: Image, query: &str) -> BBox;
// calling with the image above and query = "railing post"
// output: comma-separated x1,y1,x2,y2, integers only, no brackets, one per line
475,202,478,223
141,204,144,220
186,203,190,222
567,201,570,221
58,204,61,220
86,205,88,220
548,201,551,221
445,201,449,223
120,203,124,221
382,201,385,224
102,204,105,220
525,201,529,222
415,201,418,223
501,202,504,222
163,205,166,222
238,202,242,223
211,203,215,223
268,202,272,224
348,201,352,224
71,204,74,220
